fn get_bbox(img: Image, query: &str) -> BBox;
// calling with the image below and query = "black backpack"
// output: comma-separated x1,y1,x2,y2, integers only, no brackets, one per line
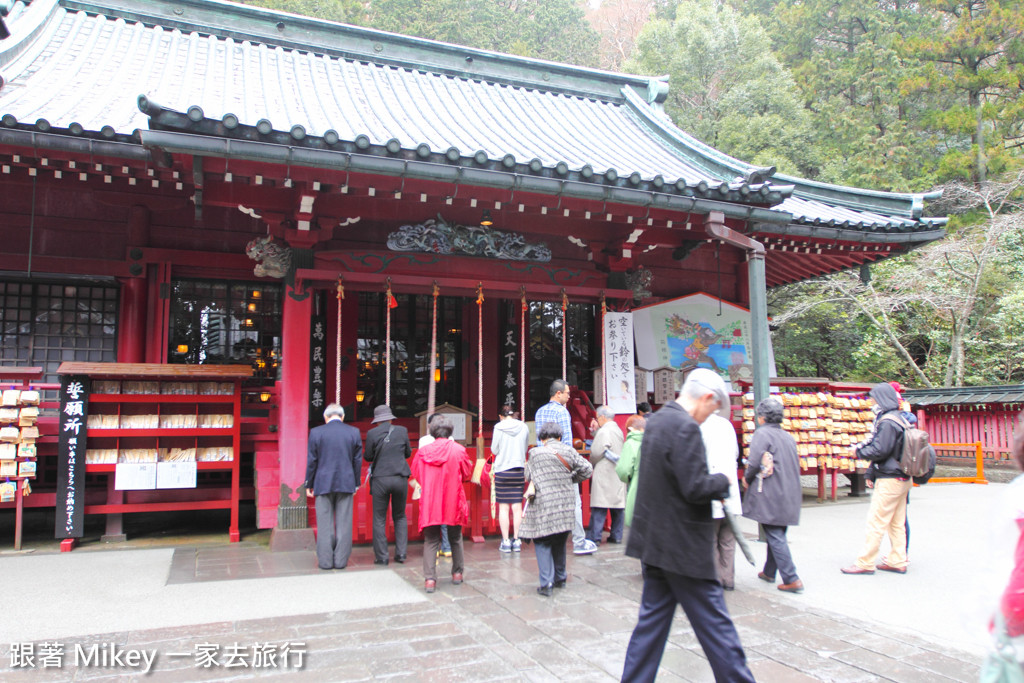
880,414,934,481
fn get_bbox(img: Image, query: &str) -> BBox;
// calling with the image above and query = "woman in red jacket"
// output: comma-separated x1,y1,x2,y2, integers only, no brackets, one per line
410,414,473,594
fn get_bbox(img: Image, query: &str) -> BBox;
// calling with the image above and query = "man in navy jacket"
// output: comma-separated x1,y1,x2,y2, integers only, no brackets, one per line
305,403,363,570
841,382,912,575
621,369,754,683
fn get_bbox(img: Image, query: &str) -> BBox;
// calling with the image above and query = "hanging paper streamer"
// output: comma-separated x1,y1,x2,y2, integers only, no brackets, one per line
427,282,439,415
561,289,568,382
336,277,344,404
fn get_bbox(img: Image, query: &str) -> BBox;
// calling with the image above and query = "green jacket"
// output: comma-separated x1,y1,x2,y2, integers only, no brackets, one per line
615,429,644,526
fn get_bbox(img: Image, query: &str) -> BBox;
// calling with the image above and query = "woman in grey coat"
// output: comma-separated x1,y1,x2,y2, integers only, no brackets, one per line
519,421,594,596
743,397,804,593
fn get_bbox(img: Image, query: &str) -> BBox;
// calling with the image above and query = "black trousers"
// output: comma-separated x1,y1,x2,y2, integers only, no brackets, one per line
370,475,408,562
621,564,754,683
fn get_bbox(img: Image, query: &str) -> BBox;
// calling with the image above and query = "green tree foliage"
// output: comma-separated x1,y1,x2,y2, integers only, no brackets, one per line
626,0,817,176
365,0,601,67
240,0,365,24
905,0,1024,183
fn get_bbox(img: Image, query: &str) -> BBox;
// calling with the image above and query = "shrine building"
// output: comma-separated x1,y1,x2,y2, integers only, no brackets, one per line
0,0,946,546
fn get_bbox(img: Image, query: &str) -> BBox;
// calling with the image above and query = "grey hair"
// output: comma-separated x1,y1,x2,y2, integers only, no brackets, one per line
755,397,784,424
537,421,564,442
596,405,615,420
323,403,345,420
428,414,453,439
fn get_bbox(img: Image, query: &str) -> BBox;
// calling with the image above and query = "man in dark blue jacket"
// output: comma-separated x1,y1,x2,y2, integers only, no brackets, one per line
841,382,912,575
621,368,754,683
305,403,363,570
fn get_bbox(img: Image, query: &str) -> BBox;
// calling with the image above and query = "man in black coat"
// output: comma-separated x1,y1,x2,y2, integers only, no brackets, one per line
841,382,913,575
305,403,363,570
364,404,412,566
621,368,755,683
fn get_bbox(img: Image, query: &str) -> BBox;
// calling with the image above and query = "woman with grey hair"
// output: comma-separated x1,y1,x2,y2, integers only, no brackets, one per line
742,397,804,593
519,421,594,596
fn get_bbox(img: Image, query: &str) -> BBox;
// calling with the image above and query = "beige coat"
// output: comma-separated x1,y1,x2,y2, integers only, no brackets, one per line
589,420,626,509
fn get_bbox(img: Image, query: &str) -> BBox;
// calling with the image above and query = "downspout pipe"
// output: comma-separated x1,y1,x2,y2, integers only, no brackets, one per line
705,211,770,407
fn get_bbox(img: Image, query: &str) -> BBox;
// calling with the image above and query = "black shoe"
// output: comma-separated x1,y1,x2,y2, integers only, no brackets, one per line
394,555,406,564
607,538,622,544
374,559,389,566
553,579,566,589
537,585,553,597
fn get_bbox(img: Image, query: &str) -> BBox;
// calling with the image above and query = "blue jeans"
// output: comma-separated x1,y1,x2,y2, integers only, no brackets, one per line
621,564,754,683
440,524,451,552
533,531,569,587
762,524,799,584
588,507,624,544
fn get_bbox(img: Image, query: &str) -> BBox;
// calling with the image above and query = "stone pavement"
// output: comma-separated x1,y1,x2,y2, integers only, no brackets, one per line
0,481,1005,682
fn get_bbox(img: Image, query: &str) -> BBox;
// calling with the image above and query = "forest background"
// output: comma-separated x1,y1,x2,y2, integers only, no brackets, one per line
246,0,1024,389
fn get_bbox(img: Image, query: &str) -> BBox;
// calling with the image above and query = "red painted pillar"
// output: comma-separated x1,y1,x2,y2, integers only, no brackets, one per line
117,277,146,363
270,285,315,551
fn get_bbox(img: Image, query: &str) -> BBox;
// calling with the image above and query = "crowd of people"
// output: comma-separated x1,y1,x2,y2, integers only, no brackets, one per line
303,373,1019,682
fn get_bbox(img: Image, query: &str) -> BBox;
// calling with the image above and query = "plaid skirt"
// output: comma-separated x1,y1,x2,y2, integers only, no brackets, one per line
493,467,525,504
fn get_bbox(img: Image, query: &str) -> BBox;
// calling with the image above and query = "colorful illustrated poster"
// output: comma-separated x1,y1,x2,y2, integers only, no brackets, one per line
604,312,636,414
633,293,775,390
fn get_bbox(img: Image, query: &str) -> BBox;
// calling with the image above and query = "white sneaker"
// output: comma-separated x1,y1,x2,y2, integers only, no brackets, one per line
573,540,598,555
499,539,513,553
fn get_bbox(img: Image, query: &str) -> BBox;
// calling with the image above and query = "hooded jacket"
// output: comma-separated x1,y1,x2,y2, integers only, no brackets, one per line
490,418,529,473
410,437,473,530
856,383,907,480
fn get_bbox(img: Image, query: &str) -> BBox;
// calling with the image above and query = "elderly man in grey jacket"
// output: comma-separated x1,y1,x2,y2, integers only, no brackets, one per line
588,406,626,545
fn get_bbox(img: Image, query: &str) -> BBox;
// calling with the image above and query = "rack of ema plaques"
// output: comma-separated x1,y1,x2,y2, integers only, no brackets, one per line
55,362,251,551
737,379,875,502
0,367,49,550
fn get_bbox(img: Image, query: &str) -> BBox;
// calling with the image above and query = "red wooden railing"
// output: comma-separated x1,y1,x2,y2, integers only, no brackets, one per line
920,408,1018,460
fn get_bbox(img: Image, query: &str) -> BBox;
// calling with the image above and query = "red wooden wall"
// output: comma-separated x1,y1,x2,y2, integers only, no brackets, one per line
920,405,1020,460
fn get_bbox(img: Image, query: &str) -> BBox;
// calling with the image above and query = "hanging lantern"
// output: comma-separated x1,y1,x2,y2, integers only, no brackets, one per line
434,367,441,383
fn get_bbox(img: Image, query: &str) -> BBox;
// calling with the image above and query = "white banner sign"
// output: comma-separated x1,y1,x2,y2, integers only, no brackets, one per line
603,312,636,414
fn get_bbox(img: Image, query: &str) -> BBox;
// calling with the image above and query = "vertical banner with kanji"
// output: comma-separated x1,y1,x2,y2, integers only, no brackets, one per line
56,375,89,539
604,312,636,414
498,301,519,413
309,305,327,419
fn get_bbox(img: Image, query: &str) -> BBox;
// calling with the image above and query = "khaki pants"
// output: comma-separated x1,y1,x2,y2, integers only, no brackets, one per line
856,477,912,570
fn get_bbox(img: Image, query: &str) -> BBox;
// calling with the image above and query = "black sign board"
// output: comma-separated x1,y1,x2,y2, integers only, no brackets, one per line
499,301,519,413
56,375,89,539
309,303,328,418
